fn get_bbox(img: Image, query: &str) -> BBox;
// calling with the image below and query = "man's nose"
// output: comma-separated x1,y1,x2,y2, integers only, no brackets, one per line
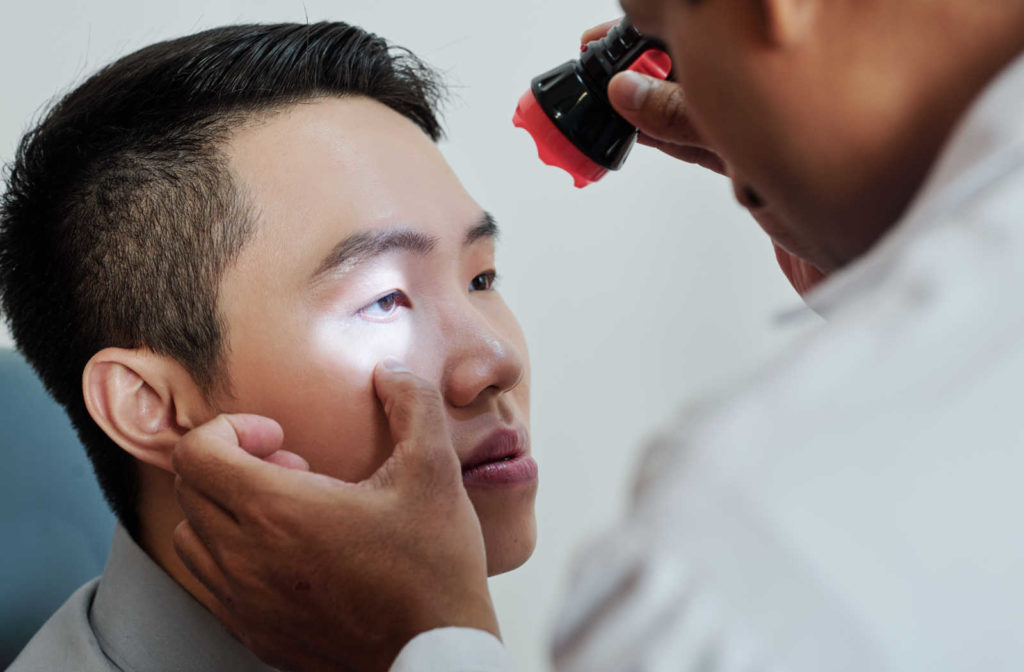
441,314,525,409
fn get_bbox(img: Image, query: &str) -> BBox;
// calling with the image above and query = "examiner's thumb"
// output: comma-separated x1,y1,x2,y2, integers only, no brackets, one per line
607,71,692,143
371,358,461,490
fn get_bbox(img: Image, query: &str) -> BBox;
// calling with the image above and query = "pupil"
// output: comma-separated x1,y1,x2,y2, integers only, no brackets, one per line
379,295,396,311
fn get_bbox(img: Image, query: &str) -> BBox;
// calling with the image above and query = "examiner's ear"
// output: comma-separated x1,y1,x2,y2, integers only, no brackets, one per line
757,0,817,47
83,348,211,473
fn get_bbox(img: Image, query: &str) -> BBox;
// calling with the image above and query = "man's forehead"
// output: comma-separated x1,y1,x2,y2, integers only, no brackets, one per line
227,96,435,174
221,96,481,281
226,97,455,222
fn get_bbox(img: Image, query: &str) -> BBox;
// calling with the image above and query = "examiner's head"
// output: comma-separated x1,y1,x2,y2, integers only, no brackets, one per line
0,22,535,581
621,0,1024,274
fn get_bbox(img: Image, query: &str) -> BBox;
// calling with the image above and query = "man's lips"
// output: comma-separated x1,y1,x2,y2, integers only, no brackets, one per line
460,427,537,487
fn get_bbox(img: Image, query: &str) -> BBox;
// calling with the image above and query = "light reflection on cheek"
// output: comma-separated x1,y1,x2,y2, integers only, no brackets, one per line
311,311,416,384
309,264,445,393
308,266,415,380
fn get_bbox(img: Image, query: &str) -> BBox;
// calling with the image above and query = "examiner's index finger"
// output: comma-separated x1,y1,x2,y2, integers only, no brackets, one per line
222,413,285,459
171,414,286,512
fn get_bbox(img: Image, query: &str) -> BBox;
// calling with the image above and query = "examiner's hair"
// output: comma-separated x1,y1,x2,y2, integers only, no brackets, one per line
0,22,445,537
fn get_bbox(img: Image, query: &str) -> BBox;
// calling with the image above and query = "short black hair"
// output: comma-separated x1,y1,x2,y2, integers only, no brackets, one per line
0,22,445,537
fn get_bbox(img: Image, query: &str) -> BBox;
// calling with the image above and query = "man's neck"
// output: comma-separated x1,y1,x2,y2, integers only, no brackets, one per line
135,462,222,615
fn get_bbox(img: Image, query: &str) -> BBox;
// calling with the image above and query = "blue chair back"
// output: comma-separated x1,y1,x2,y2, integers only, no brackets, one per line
0,347,115,666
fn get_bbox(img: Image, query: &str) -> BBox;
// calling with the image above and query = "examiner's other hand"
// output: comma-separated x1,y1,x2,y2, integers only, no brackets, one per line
582,21,827,295
171,360,498,672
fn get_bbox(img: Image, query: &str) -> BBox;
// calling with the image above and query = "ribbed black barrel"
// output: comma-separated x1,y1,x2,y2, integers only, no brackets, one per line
529,18,666,171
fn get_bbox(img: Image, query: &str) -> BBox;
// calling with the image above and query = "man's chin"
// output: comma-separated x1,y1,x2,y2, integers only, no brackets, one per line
486,543,536,577
482,513,538,577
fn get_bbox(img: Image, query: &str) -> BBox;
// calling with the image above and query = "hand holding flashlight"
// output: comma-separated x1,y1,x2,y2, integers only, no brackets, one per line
580,21,726,176
586,21,827,294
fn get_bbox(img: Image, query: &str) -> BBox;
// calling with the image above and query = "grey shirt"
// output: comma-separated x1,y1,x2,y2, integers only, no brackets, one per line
8,525,275,671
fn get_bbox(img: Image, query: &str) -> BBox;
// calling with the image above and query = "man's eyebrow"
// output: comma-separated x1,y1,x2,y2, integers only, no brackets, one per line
465,212,499,246
311,228,438,282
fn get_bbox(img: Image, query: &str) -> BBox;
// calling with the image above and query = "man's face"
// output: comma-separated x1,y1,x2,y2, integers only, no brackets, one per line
216,97,536,576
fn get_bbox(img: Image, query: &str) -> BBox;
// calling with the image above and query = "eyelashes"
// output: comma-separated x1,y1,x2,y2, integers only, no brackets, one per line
358,290,411,320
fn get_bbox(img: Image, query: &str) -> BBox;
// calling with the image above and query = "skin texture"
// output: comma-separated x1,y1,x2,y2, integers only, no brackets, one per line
83,97,536,630
168,2,1024,670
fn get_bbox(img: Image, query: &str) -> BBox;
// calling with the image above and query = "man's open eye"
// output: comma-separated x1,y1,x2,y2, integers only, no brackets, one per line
470,270,497,292
358,290,410,320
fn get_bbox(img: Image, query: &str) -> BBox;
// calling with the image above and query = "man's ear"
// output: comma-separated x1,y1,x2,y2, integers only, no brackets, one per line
83,348,212,473
757,0,817,47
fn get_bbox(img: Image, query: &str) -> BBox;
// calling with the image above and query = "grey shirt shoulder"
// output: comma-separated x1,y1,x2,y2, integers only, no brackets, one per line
7,579,112,671
8,526,274,672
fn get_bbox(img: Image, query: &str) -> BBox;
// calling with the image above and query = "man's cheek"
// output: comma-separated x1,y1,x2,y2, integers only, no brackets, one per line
310,315,417,380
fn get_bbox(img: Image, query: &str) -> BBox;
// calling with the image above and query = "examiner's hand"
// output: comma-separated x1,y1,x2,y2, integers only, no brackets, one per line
171,360,498,672
583,21,827,295
581,21,727,176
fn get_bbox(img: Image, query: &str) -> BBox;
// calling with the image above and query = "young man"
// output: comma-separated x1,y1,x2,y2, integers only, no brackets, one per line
0,22,537,670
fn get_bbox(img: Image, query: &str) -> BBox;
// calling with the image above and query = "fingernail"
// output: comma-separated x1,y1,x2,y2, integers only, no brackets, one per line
382,357,411,372
614,71,652,111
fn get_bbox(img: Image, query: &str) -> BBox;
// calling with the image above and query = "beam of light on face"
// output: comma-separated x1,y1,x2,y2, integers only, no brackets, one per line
309,264,418,390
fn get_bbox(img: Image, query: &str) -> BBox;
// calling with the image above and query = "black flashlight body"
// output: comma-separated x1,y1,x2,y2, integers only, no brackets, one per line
528,18,668,172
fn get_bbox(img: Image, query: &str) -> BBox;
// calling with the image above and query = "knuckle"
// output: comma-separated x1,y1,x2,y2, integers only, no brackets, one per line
415,382,444,408
396,381,423,404
410,374,432,391
386,387,416,419
247,496,291,541
238,497,268,527
172,523,192,552
403,375,442,404
386,377,418,406
393,380,443,418
238,491,286,533
219,547,250,582
660,85,689,127
175,486,200,519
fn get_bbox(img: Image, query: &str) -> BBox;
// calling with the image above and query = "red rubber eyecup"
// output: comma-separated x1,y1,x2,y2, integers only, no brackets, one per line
628,49,672,80
513,89,607,189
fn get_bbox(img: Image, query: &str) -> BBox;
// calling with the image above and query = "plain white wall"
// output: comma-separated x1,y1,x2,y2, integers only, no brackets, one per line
0,1,819,669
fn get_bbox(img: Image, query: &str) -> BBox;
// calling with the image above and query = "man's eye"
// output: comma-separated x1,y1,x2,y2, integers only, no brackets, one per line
359,290,410,319
470,271,497,292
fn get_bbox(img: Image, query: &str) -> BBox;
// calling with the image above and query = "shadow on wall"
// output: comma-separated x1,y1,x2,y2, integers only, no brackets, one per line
0,347,115,666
